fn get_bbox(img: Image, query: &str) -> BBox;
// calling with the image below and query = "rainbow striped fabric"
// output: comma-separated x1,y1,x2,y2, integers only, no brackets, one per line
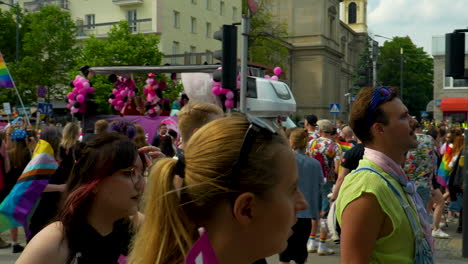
0,53,13,88
437,145,453,187
0,140,58,236
338,141,354,153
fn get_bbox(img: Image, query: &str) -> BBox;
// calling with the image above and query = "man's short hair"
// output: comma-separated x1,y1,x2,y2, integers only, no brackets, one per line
94,119,109,135
317,120,333,134
349,86,398,144
177,100,223,143
159,123,167,129
304,114,318,126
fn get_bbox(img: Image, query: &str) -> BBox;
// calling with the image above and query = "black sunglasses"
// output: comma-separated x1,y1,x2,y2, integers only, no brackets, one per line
230,114,278,188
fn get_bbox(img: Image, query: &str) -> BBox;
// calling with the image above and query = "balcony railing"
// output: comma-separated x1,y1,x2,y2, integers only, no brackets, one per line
112,0,144,6
24,0,69,12
76,18,152,38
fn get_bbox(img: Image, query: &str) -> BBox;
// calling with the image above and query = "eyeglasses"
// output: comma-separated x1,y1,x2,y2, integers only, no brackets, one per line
230,114,278,188
366,86,392,129
119,166,148,186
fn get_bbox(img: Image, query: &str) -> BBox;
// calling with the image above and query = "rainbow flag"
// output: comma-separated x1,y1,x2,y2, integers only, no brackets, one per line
0,140,58,237
0,53,13,88
339,141,354,153
437,145,453,187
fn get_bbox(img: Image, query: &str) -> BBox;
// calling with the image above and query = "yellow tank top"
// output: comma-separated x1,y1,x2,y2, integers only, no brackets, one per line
336,158,415,264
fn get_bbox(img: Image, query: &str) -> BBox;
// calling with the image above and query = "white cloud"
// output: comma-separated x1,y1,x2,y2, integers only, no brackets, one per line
367,0,468,53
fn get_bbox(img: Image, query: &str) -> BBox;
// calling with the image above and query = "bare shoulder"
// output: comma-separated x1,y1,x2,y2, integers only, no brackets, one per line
16,222,69,264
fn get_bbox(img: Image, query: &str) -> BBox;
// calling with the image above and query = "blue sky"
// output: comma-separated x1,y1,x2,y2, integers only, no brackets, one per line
366,0,467,54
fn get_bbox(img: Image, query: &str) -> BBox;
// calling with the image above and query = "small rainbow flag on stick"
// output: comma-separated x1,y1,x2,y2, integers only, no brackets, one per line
0,53,13,88
0,140,58,238
339,141,354,153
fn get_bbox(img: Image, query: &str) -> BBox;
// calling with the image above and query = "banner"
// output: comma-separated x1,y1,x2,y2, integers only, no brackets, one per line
0,53,13,88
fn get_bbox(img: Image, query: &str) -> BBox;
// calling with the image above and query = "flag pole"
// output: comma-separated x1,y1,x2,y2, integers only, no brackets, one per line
0,52,30,126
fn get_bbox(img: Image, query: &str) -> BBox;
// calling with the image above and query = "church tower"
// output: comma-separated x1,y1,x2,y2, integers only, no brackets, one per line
342,0,368,33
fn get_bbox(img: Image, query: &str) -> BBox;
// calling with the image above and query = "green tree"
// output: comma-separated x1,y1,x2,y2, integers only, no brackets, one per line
378,36,433,117
246,0,289,71
75,21,164,114
9,5,77,104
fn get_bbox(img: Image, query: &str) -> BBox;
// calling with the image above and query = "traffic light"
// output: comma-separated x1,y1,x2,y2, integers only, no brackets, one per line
445,32,465,78
213,25,238,91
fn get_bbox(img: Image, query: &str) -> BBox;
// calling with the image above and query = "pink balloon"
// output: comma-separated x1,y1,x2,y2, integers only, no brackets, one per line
67,93,74,100
66,103,72,109
212,86,221,96
128,91,135,97
273,67,282,76
226,91,234,99
114,105,122,111
120,90,127,97
79,88,87,95
159,81,167,90
220,88,230,95
143,88,148,95
212,80,221,86
225,99,234,109
83,82,90,90
88,87,96,94
72,88,78,94
271,75,279,81
116,94,123,101
76,94,85,103
118,101,125,108
74,82,83,90
264,75,271,79
113,89,118,95
108,99,114,105
68,99,74,104
71,107,79,113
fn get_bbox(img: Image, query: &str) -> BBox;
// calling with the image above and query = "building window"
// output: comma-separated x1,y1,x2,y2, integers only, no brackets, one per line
232,7,237,20
172,41,180,64
173,11,180,28
190,46,196,64
348,2,357,24
128,10,137,32
206,50,212,63
85,14,95,29
206,0,211,9
444,71,468,88
206,22,211,38
191,17,197,33
220,1,224,16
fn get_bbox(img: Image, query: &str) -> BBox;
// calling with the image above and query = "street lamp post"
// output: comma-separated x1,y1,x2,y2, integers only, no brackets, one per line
0,1,20,63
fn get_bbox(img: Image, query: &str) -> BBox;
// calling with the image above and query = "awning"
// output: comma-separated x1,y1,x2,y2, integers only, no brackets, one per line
440,98,468,112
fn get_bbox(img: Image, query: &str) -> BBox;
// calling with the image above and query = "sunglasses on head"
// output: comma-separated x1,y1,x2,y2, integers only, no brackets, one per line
366,86,392,129
230,114,278,188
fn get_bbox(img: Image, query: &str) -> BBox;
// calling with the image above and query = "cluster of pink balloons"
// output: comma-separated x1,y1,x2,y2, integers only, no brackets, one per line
67,75,96,114
264,66,283,81
108,76,138,112
143,73,167,104
211,67,237,109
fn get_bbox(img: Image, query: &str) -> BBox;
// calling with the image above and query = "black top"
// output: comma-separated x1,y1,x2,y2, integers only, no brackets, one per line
71,218,133,264
341,143,365,171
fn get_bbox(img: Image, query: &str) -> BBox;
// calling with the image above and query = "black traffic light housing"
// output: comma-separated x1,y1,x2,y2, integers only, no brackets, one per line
446,30,468,79
213,25,238,90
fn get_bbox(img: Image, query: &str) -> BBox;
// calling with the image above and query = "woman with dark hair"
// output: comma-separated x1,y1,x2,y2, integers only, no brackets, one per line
17,132,146,264
159,135,175,158
28,123,82,240
4,129,31,252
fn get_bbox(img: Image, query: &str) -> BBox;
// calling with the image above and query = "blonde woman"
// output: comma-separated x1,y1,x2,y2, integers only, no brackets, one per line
130,114,307,264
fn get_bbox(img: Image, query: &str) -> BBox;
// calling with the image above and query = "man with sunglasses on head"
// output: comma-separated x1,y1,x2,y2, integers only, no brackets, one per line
336,86,434,264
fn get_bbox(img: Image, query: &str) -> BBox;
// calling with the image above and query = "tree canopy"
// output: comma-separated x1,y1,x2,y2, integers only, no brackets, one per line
377,36,433,117
246,0,289,71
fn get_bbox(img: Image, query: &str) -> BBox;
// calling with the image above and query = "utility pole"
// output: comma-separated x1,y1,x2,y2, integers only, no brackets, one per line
400,47,404,101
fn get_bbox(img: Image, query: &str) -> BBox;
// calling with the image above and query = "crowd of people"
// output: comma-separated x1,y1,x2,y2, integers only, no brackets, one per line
0,87,464,263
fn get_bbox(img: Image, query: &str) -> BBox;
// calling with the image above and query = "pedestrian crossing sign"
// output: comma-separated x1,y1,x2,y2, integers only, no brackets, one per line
330,104,341,113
